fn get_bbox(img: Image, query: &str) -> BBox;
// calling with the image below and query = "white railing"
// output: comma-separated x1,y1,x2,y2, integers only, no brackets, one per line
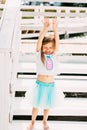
1,4,87,35
0,0,21,129
20,5,87,60
21,5,87,38
21,6,87,18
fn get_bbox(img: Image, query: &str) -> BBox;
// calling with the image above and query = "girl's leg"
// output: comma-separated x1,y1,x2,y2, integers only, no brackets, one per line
43,109,50,129
27,107,39,130
31,107,39,124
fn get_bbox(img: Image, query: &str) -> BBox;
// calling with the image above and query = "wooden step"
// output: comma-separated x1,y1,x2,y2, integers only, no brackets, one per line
13,78,87,92
12,98,87,116
17,62,87,74
11,120,87,130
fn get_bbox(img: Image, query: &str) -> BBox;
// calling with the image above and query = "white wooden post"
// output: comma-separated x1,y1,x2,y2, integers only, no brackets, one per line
0,0,21,130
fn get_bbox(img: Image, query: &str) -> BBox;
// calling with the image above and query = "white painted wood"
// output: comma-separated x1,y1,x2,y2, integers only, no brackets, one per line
21,23,87,37
0,52,11,130
19,53,87,64
20,41,87,54
1,3,87,36
20,38,87,64
20,5,87,36
12,91,87,116
11,58,87,117
0,2,20,49
11,121,87,130
21,6,87,18
13,78,87,92
0,3,4,7
12,98,87,116
12,77,87,116
17,62,87,74
0,0,21,129
23,0,87,3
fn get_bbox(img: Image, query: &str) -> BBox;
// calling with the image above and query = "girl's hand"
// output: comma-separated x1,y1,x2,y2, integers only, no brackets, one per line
43,17,50,29
52,18,58,31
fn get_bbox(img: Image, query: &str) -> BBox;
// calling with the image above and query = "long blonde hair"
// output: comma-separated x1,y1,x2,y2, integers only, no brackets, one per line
41,36,55,64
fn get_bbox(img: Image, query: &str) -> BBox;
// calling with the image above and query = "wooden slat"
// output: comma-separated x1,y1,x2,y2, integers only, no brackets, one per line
20,41,87,53
13,78,87,92
12,99,87,116
23,0,87,3
11,121,87,130
21,6,87,18
17,62,87,74
20,5,87,36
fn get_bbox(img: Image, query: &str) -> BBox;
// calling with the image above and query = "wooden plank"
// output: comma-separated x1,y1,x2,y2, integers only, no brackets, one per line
21,7,87,35
11,121,87,130
21,24,87,36
0,0,21,129
13,78,87,92
23,0,87,3
17,62,87,74
21,6,87,18
0,52,11,130
0,0,20,50
12,101,87,116
20,42,87,53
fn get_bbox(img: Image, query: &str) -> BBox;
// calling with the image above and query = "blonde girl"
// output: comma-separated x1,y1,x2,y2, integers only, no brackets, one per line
27,18,60,130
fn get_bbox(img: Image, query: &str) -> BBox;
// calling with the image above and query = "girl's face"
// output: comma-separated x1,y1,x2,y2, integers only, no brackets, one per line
42,42,55,55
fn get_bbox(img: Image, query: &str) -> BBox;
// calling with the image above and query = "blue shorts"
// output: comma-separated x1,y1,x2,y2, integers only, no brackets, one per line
33,80,55,109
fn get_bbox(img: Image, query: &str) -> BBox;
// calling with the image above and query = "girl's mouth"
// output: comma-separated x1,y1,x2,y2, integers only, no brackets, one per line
45,52,50,54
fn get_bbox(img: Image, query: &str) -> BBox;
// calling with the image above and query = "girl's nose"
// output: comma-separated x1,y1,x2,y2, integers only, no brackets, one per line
46,48,50,50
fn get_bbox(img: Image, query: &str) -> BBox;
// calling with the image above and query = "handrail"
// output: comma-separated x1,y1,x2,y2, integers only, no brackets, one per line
20,5,87,36
21,5,87,18
0,4,5,31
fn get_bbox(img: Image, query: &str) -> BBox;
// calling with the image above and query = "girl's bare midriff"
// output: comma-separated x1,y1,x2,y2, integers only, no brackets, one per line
37,75,54,83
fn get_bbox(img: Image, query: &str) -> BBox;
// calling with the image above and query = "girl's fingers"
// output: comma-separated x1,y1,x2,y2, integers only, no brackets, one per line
43,18,50,27
42,18,59,28
52,18,58,24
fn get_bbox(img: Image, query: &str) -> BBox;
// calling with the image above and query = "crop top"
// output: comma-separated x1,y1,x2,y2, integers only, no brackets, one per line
36,51,60,76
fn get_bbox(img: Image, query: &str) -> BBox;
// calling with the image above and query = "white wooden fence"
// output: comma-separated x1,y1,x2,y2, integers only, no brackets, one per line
21,5,87,38
1,3,87,36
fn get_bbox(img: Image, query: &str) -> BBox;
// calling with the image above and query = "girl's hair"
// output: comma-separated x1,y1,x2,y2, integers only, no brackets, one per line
41,36,55,64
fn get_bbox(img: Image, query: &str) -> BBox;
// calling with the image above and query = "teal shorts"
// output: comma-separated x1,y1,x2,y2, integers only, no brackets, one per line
33,80,55,109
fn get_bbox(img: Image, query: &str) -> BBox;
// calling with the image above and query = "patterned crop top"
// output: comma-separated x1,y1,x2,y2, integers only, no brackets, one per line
36,51,60,76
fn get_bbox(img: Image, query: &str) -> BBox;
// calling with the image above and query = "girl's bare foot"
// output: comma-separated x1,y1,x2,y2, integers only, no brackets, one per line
27,122,35,130
43,120,50,130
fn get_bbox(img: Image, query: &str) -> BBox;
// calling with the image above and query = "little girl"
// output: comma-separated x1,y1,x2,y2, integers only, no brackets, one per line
27,18,60,130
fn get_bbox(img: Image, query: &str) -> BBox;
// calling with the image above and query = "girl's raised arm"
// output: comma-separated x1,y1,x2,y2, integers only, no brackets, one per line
52,18,60,52
36,18,50,52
